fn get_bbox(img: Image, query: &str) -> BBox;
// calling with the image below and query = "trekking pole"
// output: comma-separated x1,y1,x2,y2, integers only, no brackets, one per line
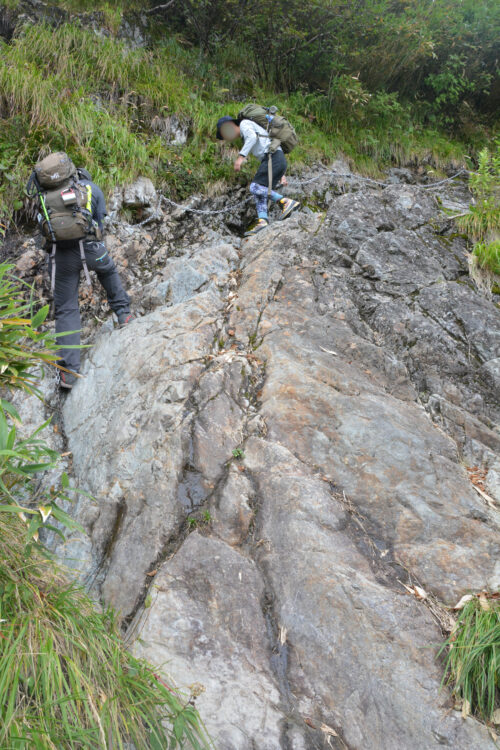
28,172,58,296
265,106,278,212
267,152,273,212
266,112,272,212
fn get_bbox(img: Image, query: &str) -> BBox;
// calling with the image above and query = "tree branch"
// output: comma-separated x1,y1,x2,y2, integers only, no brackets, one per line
145,1,176,14
282,31,330,59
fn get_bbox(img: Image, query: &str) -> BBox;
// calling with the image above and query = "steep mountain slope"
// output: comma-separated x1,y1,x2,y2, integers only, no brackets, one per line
13,165,500,748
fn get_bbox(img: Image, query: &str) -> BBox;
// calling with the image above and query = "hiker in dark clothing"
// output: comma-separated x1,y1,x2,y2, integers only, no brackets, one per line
28,153,132,389
216,115,300,236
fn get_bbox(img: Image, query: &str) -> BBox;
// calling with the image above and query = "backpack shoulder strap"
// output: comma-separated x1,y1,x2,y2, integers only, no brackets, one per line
72,179,93,213
83,182,92,213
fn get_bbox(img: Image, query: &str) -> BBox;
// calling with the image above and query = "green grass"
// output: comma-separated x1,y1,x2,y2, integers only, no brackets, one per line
0,18,483,233
473,240,500,276
0,513,211,749
460,202,500,243
439,594,500,722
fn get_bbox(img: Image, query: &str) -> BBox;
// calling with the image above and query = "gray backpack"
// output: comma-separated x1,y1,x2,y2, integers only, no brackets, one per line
34,152,93,242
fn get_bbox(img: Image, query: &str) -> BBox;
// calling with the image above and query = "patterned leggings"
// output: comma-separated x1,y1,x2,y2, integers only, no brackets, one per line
249,182,282,216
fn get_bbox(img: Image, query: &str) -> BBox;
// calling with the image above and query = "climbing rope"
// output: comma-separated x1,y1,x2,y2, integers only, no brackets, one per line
286,171,389,189
132,195,253,226
160,194,253,216
286,168,468,190
133,168,469,223
418,169,469,189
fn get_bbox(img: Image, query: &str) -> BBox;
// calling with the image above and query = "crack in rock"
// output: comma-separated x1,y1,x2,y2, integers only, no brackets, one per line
10,172,499,749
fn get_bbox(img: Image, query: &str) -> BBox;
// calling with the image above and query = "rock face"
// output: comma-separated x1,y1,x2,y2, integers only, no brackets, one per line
122,176,158,209
14,167,500,749
151,114,192,145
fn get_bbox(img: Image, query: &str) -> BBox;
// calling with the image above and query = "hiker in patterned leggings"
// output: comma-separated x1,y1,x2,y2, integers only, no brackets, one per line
216,116,300,236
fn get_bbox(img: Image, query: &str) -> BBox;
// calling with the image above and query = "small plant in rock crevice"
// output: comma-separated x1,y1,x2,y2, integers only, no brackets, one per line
439,592,500,724
232,447,245,459
187,510,213,529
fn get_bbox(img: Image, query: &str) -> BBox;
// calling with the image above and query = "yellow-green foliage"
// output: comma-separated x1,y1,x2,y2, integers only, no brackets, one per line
459,142,500,277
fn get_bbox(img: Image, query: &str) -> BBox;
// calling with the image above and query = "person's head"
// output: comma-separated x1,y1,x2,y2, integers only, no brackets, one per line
216,116,240,142
77,167,92,181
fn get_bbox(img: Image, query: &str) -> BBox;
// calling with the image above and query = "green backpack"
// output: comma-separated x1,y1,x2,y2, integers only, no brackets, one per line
237,104,298,154
32,152,94,242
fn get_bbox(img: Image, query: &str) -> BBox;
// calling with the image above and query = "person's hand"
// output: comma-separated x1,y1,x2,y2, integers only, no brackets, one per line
234,155,245,172
280,175,288,186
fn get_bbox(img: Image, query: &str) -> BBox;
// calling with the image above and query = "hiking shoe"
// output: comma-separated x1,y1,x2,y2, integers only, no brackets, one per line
59,370,79,390
244,218,269,237
118,313,135,328
278,198,300,220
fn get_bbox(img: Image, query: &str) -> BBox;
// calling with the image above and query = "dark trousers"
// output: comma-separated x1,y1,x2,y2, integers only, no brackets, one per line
252,150,287,188
49,241,130,372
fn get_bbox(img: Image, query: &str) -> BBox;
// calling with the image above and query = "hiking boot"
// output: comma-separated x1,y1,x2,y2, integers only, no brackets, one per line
59,370,79,390
278,198,300,220
118,313,135,328
244,218,269,237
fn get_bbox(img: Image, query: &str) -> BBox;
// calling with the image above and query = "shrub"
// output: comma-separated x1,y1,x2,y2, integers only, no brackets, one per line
459,142,500,280
425,54,477,126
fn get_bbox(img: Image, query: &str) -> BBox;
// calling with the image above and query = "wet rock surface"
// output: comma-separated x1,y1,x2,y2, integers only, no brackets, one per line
10,167,500,749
